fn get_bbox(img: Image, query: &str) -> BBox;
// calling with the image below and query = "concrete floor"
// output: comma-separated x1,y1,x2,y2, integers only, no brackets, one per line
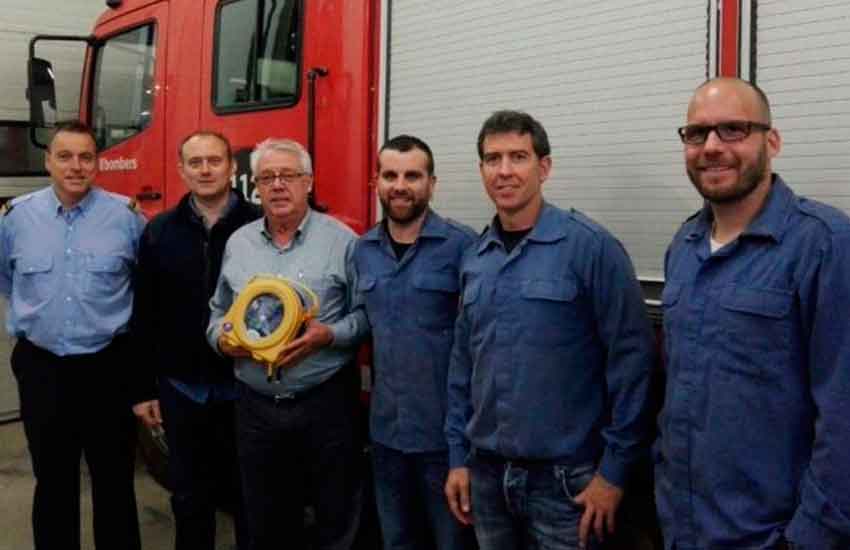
0,420,236,550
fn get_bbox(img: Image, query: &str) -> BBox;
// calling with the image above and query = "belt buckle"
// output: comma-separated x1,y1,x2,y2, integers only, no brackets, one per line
273,391,296,404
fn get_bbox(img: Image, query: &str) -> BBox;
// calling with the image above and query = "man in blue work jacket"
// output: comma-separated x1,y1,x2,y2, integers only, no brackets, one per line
0,120,146,549
656,77,850,549
130,131,259,550
353,135,476,550
444,110,655,550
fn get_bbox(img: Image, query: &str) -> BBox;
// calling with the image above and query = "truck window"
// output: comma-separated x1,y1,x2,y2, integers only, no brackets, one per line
91,25,156,150
214,0,300,112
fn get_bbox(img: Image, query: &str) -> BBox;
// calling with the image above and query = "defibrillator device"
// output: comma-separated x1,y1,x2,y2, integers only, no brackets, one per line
220,275,320,381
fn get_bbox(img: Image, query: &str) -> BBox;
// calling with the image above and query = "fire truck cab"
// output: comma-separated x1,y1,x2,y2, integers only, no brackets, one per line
28,0,378,230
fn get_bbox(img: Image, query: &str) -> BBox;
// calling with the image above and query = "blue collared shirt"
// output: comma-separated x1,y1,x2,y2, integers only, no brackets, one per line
445,202,655,488
657,176,850,550
0,186,146,356
354,210,475,453
207,210,368,396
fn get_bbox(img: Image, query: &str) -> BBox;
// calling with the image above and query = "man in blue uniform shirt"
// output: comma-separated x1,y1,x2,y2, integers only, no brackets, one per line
444,111,655,550
656,77,850,550
0,121,146,549
353,135,476,550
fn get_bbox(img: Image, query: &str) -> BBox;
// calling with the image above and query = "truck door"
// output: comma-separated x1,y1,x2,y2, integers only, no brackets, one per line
196,0,377,233
87,3,168,218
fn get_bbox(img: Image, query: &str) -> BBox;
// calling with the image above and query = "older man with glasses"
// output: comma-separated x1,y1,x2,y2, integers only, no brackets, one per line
207,138,368,550
655,77,850,549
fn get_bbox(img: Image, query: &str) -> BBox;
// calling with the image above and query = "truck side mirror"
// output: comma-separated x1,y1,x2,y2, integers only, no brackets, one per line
27,57,57,129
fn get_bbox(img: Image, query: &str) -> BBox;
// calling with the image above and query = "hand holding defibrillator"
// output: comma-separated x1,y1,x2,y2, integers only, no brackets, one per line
217,275,322,380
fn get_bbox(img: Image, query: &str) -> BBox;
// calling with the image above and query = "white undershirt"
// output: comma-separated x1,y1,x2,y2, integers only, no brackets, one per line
710,237,725,253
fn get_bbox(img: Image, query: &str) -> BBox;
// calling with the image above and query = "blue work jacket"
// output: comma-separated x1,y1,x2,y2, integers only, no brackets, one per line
657,176,850,550
446,202,655,488
355,210,475,452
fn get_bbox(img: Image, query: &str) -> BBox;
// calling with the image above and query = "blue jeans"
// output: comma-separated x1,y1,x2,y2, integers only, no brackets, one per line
469,451,597,550
372,442,474,550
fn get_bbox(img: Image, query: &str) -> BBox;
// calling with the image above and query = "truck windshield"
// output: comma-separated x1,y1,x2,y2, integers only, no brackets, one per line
91,24,156,150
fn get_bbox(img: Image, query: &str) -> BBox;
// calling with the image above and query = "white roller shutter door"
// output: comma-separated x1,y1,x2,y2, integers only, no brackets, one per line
754,0,850,214
385,0,711,279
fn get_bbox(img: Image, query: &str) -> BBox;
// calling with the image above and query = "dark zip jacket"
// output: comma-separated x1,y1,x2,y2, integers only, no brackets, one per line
130,190,261,405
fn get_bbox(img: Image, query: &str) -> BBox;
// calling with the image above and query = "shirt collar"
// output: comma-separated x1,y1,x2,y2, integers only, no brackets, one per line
49,185,97,218
476,201,566,254
261,208,312,245
188,190,238,227
365,208,449,244
684,174,792,243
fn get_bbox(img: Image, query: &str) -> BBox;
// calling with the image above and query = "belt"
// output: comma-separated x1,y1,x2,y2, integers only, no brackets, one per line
472,447,580,469
241,367,347,406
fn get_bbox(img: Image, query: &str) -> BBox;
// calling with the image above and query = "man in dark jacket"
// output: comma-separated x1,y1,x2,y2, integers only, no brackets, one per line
131,130,260,550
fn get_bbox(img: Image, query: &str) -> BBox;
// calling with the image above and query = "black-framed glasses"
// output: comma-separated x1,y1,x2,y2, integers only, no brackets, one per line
254,170,309,186
677,121,771,145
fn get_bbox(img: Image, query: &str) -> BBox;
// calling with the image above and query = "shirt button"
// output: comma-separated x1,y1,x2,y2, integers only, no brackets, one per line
65,248,71,254
65,296,72,302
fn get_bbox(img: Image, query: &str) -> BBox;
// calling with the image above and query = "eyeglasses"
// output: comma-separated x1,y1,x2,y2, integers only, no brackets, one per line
254,170,309,186
677,121,771,145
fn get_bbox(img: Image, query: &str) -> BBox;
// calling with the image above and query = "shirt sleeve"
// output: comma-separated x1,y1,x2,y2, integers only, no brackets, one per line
326,237,369,348
0,216,12,297
207,243,236,355
786,231,850,548
128,223,159,405
590,234,656,488
445,272,475,469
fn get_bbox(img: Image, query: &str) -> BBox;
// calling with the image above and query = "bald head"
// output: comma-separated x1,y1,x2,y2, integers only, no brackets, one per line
688,78,772,125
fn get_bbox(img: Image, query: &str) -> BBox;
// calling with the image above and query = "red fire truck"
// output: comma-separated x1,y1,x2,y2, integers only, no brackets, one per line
24,0,850,546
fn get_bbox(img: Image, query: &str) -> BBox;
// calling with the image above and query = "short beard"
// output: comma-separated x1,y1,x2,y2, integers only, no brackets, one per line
380,196,429,226
688,148,767,205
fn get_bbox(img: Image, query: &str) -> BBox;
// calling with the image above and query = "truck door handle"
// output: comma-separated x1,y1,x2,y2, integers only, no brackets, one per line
136,190,162,201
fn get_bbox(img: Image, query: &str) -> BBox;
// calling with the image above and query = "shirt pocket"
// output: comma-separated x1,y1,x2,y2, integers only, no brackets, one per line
300,275,338,319
717,285,792,379
412,271,460,329
519,277,579,345
15,255,54,304
85,255,129,298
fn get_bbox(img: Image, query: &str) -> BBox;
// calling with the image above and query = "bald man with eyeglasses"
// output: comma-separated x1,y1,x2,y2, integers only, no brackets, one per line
655,77,850,550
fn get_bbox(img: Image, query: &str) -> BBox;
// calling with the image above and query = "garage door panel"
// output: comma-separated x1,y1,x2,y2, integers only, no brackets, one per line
756,1,850,218
387,1,709,279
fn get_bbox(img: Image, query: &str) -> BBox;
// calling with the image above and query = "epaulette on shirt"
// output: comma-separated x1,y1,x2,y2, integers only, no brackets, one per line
798,198,850,233
1,192,35,216
444,217,477,237
105,190,143,214
567,208,605,235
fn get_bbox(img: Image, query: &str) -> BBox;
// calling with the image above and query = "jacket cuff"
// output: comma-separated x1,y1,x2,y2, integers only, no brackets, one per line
449,444,470,469
598,449,628,489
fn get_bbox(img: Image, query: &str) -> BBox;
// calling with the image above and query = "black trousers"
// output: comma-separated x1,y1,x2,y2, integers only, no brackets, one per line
11,336,141,550
235,367,362,550
159,379,250,550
